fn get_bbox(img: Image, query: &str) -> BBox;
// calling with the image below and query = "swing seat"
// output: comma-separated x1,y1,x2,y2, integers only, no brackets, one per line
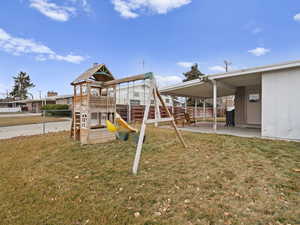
116,131,129,141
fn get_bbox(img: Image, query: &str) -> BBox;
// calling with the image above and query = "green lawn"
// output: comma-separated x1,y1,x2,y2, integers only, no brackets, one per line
0,128,299,225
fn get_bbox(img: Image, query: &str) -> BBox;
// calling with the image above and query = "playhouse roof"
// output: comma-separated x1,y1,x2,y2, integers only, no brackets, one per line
71,64,115,85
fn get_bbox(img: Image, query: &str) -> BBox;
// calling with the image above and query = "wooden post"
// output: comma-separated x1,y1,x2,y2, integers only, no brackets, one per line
73,86,76,140
155,88,187,148
212,80,217,132
114,86,117,124
154,87,160,127
132,81,154,175
127,82,131,123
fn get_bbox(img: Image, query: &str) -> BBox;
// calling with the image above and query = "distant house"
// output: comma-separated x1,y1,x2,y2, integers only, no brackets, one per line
116,82,173,106
8,95,73,113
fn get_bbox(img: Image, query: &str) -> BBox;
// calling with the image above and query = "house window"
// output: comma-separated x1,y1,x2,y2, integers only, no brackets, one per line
130,99,140,105
81,113,88,128
134,92,139,97
249,93,260,103
165,99,170,103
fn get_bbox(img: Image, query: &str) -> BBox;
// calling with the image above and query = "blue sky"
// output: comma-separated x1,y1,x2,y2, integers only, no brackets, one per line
0,0,300,97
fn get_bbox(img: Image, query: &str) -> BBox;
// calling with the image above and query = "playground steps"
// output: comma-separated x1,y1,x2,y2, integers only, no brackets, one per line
71,112,81,140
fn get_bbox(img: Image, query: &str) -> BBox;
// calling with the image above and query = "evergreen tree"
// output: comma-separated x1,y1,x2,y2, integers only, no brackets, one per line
10,71,35,99
183,63,205,82
182,64,205,106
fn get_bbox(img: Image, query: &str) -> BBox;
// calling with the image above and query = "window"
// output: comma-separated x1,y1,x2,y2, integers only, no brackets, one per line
67,98,72,105
75,85,80,96
81,113,88,128
91,88,100,96
249,93,260,102
165,99,170,103
81,84,87,95
130,99,140,105
134,92,139,97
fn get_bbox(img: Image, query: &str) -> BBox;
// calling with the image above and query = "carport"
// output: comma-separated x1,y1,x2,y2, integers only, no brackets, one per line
160,60,300,140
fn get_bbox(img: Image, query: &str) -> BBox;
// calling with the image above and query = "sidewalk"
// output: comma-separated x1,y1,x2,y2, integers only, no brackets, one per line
0,120,71,139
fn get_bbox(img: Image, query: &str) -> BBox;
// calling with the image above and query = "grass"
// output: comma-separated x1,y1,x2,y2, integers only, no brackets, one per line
0,116,69,127
0,128,299,225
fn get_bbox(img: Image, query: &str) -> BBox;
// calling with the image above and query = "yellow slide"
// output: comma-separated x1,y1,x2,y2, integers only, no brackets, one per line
115,113,138,133
106,120,118,132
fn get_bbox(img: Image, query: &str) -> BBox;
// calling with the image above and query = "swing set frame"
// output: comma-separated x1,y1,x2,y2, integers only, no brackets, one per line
71,64,186,174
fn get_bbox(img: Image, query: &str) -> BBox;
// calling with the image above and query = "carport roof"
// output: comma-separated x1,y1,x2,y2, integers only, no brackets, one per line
160,59,300,98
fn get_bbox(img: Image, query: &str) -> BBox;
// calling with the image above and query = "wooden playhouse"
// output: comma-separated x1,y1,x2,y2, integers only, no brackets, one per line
70,64,117,144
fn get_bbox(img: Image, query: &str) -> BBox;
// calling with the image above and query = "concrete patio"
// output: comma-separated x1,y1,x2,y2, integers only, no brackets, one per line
164,122,261,138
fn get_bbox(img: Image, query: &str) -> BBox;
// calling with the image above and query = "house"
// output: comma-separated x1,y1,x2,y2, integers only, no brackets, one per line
8,94,73,113
160,59,300,141
116,82,173,106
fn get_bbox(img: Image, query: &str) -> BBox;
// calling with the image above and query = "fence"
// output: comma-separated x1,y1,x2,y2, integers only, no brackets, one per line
116,104,225,122
0,107,22,113
41,109,72,134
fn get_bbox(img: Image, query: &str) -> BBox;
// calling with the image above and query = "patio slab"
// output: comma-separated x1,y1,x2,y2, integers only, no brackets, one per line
163,122,261,138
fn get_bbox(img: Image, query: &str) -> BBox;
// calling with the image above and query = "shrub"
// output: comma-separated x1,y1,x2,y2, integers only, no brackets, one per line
41,104,71,117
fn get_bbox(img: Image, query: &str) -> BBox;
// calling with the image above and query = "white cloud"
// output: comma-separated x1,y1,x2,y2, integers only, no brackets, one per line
177,61,194,68
209,65,226,73
68,0,91,13
0,28,85,63
248,47,270,56
294,13,300,22
156,75,182,87
112,0,191,18
30,0,76,22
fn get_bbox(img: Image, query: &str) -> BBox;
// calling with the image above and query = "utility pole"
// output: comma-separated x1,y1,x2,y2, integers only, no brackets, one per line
224,60,232,72
140,59,145,73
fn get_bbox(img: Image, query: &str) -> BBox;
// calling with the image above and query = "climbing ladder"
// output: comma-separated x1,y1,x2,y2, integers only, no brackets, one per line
70,112,81,140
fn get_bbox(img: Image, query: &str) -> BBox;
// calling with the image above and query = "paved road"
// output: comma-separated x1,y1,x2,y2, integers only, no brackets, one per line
0,120,71,140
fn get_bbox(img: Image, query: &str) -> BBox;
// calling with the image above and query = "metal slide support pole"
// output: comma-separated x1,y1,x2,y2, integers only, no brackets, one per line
212,80,217,132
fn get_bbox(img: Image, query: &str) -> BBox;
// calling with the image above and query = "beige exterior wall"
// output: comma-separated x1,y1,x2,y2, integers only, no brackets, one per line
235,85,261,128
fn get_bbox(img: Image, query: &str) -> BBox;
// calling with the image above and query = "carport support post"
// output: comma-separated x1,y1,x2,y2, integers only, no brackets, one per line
212,79,217,132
